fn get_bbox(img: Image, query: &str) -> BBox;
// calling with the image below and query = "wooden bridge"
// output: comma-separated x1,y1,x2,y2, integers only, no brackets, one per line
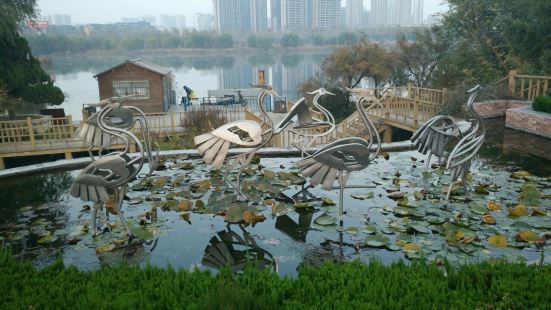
1,71,549,169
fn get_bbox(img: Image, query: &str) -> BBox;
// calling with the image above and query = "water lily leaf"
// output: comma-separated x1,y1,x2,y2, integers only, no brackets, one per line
487,235,508,248
95,244,116,253
385,244,402,251
153,176,170,189
351,192,374,200
387,192,406,200
515,230,542,243
345,226,359,235
469,201,486,214
321,198,336,206
403,243,421,252
162,200,179,211
243,210,266,226
531,207,547,216
475,184,489,195
37,234,55,244
394,207,410,216
192,179,211,191
508,204,529,217
407,223,430,234
294,202,313,209
315,214,337,226
481,214,496,225
178,199,193,211
363,225,377,234
413,191,424,201
271,202,288,216
225,206,243,223
519,184,541,206
511,171,530,179
128,198,143,205
365,234,389,248
487,201,501,211
511,221,533,230
180,212,191,224
426,216,445,225
263,170,276,179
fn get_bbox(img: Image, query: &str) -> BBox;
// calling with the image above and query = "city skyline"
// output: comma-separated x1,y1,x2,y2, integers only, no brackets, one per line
37,0,448,27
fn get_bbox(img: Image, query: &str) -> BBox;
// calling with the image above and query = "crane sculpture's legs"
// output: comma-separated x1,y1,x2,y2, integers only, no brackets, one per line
337,171,351,226
114,186,134,238
425,150,432,171
445,181,454,204
87,146,95,161
235,153,255,201
91,203,101,237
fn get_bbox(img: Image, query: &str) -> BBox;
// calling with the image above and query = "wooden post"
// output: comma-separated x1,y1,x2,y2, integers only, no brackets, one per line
64,152,73,160
169,112,175,132
26,117,35,147
442,88,448,104
407,83,413,98
508,70,518,97
0,157,5,170
67,115,74,139
413,100,419,128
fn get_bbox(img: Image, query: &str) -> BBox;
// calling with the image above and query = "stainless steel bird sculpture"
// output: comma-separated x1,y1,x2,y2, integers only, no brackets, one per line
79,95,137,160
194,86,284,201
443,85,484,202
277,88,336,158
70,100,158,237
296,96,381,221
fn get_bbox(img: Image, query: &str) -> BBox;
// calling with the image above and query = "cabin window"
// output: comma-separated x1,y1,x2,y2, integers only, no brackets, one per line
112,80,150,99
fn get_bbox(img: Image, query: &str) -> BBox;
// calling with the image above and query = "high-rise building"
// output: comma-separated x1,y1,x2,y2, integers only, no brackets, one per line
213,0,268,33
346,0,363,28
413,0,424,24
53,14,71,25
159,15,178,29
195,13,216,31
251,0,268,32
281,0,310,30
176,15,187,29
370,0,387,26
312,0,340,29
397,0,413,25
140,15,156,26
270,0,281,30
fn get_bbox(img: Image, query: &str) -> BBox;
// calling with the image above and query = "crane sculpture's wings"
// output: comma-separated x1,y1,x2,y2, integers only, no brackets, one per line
411,115,461,157
297,142,371,190
70,155,133,203
446,133,484,170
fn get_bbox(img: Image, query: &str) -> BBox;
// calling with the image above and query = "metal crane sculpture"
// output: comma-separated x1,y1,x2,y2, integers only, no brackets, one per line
443,85,484,202
194,86,284,201
70,100,158,237
296,96,381,221
277,88,336,158
79,95,136,160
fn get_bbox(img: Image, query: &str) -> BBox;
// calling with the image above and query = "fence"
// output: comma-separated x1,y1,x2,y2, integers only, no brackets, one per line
0,116,74,147
496,70,551,101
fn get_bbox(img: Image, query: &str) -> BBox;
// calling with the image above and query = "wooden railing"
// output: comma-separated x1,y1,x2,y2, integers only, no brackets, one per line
0,116,75,147
496,70,551,101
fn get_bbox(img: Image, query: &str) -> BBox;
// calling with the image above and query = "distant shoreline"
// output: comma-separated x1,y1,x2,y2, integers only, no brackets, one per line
35,45,339,58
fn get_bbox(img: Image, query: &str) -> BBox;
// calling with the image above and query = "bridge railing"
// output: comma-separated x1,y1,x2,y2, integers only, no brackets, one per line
0,116,75,147
496,70,551,101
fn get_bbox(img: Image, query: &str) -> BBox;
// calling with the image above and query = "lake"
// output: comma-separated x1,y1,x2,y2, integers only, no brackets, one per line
41,51,346,121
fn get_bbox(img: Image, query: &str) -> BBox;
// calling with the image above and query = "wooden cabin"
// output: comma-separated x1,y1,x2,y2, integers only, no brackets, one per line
94,59,175,113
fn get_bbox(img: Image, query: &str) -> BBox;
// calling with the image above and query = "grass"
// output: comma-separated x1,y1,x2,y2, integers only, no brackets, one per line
2,251,551,309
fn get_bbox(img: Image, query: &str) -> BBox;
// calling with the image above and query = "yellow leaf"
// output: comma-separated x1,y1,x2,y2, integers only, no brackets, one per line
243,210,266,226
508,204,529,217
95,244,116,253
402,243,421,252
488,235,508,248
105,195,118,215
481,214,496,225
487,201,501,211
511,170,530,179
178,199,193,211
516,230,542,243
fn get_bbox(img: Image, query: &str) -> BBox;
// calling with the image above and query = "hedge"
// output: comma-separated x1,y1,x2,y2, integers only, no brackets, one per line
1,251,551,309
532,95,551,113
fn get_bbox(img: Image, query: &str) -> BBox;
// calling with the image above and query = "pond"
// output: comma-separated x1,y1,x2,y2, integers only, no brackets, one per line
2,124,551,277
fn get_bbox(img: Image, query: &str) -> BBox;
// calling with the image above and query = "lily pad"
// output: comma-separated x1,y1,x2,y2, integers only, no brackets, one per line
315,214,337,226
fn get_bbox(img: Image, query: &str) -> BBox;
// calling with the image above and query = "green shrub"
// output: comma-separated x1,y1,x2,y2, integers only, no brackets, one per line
3,251,551,309
532,95,551,113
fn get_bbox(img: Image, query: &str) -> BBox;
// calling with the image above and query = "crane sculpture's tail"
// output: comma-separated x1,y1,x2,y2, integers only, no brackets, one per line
194,133,231,169
296,158,339,191
78,115,111,149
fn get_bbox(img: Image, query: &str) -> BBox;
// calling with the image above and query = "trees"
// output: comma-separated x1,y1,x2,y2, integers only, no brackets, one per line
0,0,64,113
323,41,393,89
281,33,301,48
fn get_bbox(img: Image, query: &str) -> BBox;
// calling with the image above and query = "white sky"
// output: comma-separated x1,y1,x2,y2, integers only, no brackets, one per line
37,0,448,26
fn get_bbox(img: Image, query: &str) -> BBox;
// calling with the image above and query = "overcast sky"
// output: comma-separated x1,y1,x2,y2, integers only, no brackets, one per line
37,0,448,26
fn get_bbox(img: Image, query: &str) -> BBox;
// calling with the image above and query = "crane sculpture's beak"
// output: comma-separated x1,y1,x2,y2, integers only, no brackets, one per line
325,90,336,96
466,85,482,94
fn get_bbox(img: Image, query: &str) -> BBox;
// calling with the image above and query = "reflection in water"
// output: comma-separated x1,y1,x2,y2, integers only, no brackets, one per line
202,224,277,272
275,208,315,242
97,238,159,267
481,118,551,175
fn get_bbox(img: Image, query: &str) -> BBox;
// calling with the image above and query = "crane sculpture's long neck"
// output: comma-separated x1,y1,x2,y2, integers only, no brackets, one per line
357,97,381,161
127,106,155,166
98,106,145,177
466,89,485,138
312,92,336,127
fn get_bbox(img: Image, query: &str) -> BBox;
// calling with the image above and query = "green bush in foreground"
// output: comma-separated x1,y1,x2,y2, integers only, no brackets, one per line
2,251,551,309
533,95,551,113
